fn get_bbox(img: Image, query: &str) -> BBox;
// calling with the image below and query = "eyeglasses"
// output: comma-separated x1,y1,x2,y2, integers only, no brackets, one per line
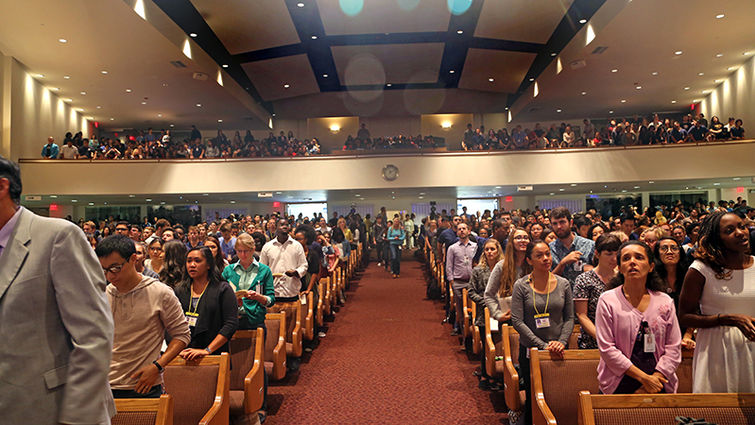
115,227,129,232
513,236,530,241
659,245,680,253
102,261,127,274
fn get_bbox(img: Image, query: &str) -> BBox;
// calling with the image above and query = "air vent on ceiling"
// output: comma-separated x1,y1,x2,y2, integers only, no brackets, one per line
570,59,587,70
170,60,187,68
591,46,608,55
192,72,208,81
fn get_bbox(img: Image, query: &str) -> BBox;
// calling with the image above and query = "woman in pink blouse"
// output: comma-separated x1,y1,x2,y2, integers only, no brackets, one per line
595,240,682,394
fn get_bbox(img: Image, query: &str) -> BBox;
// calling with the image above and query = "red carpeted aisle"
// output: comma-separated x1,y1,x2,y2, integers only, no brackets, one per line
266,257,506,424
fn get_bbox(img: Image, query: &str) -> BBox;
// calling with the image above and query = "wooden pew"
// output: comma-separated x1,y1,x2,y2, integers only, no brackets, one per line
229,328,265,416
269,300,303,358
164,353,230,425
113,394,173,425
578,392,755,425
530,348,695,425
462,288,472,340
464,289,482,354
264,312,287,380
301,290,315,341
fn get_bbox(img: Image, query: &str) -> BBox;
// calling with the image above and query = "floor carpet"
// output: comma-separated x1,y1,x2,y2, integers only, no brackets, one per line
265,256,507,424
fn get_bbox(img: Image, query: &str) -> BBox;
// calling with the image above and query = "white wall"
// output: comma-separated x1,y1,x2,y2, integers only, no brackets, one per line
7,56,88,160
699,54,755,131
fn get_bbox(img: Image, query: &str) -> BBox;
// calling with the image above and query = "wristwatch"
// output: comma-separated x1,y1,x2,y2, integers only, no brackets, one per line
204,347,212,354
152,360,164,372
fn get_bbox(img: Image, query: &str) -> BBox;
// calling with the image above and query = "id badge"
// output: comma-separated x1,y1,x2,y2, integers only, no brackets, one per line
186,312,198,328
534,313,550,329
643,333,655,353
300,293,307,305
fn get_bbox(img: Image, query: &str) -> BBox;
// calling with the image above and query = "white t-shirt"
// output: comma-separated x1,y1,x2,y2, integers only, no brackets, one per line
61,145,78,159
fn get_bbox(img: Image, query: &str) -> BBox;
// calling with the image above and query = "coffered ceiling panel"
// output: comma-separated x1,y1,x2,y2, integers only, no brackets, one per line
191,0,300,54
319,0,451,35
458,49,536,93
242,54,320,101
331,43,445,86
475,0,574,44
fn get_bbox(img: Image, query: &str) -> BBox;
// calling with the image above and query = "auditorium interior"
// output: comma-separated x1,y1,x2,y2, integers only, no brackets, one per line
0,0,754,424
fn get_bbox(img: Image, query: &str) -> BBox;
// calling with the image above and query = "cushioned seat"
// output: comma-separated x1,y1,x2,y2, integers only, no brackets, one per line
163,353,229,425
113,394,173,425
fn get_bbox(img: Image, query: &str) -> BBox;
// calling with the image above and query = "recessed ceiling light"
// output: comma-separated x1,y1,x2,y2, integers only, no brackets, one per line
671,100,677,104
581,91,587,95
559,188,565,191
698,72,704,76
549,192,555,196
189,32,197,37
58,38,67,43
635,86,641,90
109,118,114,121
556,109,562,113
715,79,723,83
733,177,741,180
611,68,618,73
715,13,725,19
230,200,236,204
311,35,318,40
101,70,108,75
125,88,132,93
297,2,304,7
684,86,690,90
728,66,738,71
141,101,147,105
145,198,152,202
283,84,290,88
620,99,626,103
71,199,77,203
702,89,711,94
716,53,723,57
386,83,392,87
196,103,202,107
488,77,494,82
322,74,328,77
675,50,683,55
648,181,654,184
63,75,70,79
157,113,163,117
744,51,753,56
218,119,223,123
50,87,59,91
88,202,94,206
633,186,640,189
35,73,45,78
713,182,720,186
609,110,614,114
570,183,577,187
63,98,72,102
170,124,174,127
96,105,101,109
456,29,463,34
579,18,587,24
222,64,229,68
128,194,135,198
529,77,535,81
449,70,455,74
651,71,658,76
80,91,86,95
550,52,557,56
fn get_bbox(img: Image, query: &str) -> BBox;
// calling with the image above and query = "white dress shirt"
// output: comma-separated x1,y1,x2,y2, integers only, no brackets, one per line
259,235,308,298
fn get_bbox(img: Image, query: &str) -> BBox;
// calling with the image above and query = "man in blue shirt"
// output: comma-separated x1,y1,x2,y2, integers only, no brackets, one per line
41,137,59,158
548,207,595,286
218,223,237,261
685,120,708,142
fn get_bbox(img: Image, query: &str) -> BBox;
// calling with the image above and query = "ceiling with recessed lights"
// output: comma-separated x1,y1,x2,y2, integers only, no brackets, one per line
0,0,752,128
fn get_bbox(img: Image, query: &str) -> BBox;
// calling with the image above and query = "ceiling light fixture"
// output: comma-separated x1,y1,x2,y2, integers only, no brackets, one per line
651,71,658,76
63,98,72,102
218,119,223,122
675,50,683,55
671,100,677,103
550,52,557,56
611,68,618,73
716,53,723,57
141,101,147,105
35,73,45,78
556,109,562,113
311,35,318,40
684,86,690,90
109,117,114,121
581,91,586,95
322,74,328,77
189,32,197,37
609,110,614,114
529,77,535,82
196,103,202,107
745,51,753,56
126,88,132,93
283,83,290,88
386,83,392,87
96,105,101,109
157,113,162,117
635,86,641,89
80,91,86,95
488,77,494,82
222,64,228,68
579,18,587,24
63,75,70,79
698,72,704,76
715,13,725,19
100,70,108,75
58,38,67,43
457,29,463,34
715,79,723,83
297,2,304,7
728,66,738,71
50,87,59,91
449,70,455,74
621,99,626,103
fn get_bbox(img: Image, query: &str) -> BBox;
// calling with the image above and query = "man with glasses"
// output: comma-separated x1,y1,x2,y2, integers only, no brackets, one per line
96,235,190,398
0,155,115,424
114,221,130,236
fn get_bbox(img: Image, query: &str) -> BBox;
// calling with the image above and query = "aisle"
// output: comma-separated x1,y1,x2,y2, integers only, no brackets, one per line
266,256,506,424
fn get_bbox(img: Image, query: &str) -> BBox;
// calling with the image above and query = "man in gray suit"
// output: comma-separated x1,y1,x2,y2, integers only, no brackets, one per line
0,156,115,424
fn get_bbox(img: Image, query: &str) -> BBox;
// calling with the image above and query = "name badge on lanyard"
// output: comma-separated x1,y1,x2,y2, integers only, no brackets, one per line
534,313,550,328
185,311,199,328
644,332,656,353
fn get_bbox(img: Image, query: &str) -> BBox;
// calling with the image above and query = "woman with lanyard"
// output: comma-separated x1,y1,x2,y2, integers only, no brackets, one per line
175,246,238,361
221,235,274,423
511,240,574,425
595,241,681,395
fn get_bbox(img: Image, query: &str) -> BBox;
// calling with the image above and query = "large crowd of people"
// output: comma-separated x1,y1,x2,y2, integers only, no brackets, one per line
42,127,322,160
422,200,754,423
461,113,747,151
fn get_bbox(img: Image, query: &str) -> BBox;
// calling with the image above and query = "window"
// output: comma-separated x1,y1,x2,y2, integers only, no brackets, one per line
287,202,327,220
457,198,498,216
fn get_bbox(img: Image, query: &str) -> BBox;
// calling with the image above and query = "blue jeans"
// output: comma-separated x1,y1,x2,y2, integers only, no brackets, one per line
389,244,401,275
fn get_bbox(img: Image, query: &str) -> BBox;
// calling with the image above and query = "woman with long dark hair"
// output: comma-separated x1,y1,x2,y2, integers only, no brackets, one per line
144,237,165,275
174,247,238,360
159,240,187,288
204,236,228,272
679,211,755,393
654,237,696,350
595,241,681,394
485,228,530,323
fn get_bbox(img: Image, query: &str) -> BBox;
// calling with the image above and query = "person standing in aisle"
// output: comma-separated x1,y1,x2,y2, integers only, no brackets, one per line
387,218,405,278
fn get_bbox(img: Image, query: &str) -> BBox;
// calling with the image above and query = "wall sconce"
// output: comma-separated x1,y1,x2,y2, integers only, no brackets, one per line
440,121,453,131
329,124,341,134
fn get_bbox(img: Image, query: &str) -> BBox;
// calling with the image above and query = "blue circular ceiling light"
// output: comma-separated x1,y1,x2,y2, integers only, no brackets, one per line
447,0,472,15
339,0,364,17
